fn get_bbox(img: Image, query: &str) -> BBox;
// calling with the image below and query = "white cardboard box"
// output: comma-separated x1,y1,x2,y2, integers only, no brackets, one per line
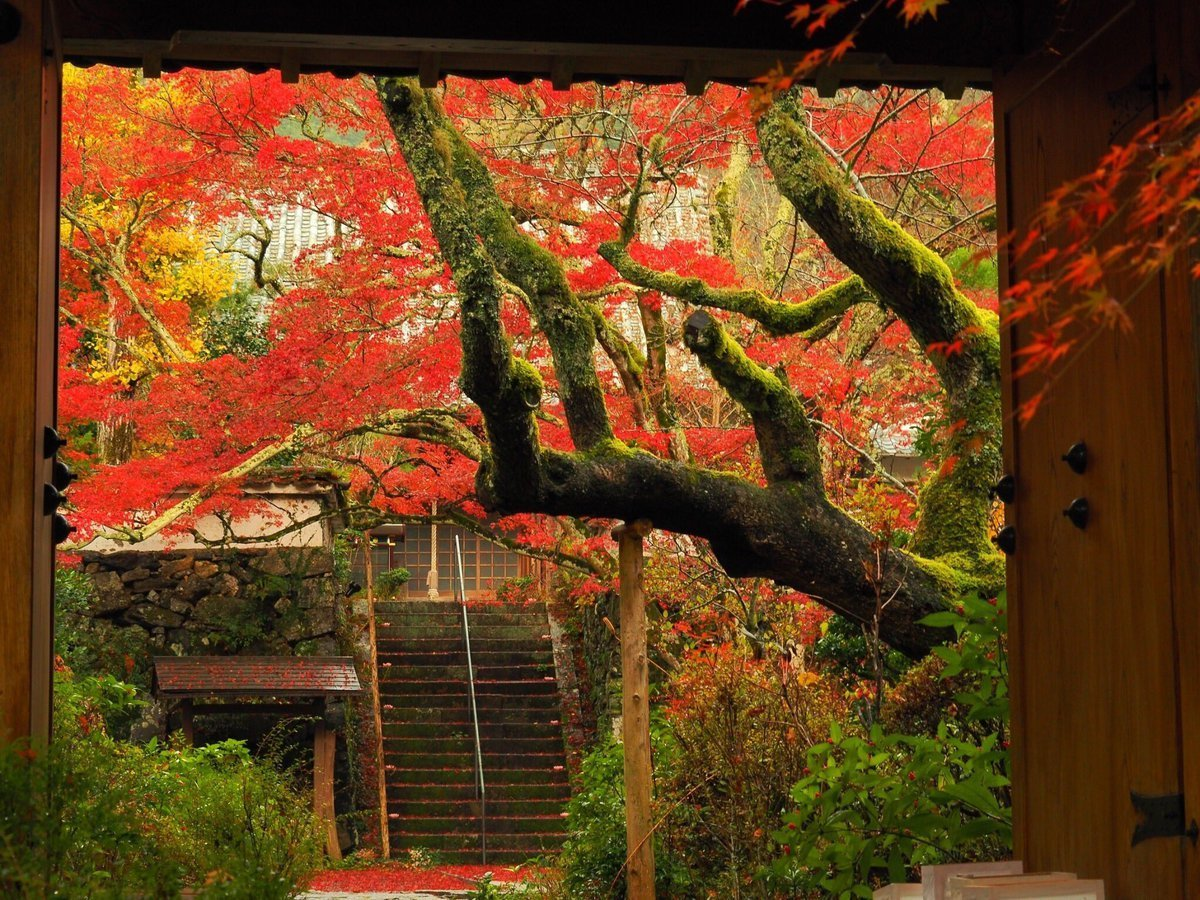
947,873,1076,900
922,862,1025,900
954,878,1103,900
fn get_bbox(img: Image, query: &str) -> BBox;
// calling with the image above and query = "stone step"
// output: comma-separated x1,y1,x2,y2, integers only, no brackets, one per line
378,693,562,711
388,814,567,836
385,750,565,769
375,611,550,627
376,637,551,653
387,783,570,802
388,798,567,818
396,848,554,865
386,830,568,854
383,734,563,754
379,678,558,696
376,624,550,640
384,766,567,787
380,705,561,724
375,600,546,615
383,720,563,740
378,649,556,667
380,663,554,680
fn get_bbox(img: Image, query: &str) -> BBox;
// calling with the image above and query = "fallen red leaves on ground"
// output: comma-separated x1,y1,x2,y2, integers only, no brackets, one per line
309,864,533,892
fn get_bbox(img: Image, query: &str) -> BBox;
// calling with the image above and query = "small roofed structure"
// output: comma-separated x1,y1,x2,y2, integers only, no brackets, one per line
152,655,362,859
154,655,362,698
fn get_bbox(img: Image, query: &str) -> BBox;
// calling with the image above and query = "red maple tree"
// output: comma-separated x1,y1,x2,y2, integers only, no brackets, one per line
59,68,997,653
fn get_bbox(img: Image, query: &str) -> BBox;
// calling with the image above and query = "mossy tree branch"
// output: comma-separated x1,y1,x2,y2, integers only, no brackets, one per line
599,238,873,337
758,86,1002,565
683,310,820,485
710,140,750,259
636,292,691,462
397,83,616,453
375,78,543,502
376,77,1003,657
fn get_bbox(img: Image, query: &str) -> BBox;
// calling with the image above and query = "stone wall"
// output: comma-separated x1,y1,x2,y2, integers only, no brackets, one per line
578,590,624,740
78,546,342,658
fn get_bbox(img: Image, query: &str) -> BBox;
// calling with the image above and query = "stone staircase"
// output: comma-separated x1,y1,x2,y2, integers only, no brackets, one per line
376,599,570,864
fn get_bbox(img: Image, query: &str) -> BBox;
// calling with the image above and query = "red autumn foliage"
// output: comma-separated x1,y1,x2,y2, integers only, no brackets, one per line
308,863,534,892
59,66,993,580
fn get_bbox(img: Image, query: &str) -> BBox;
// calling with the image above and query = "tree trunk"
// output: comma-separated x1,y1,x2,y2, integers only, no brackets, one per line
375,78,1002,657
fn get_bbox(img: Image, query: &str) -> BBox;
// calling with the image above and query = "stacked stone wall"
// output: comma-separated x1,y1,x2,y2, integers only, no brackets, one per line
78,547,341,657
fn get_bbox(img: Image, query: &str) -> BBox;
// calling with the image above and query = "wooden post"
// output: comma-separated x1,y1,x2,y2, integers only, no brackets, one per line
0,0,61,743
313,721,341,860
363,533,390,857
179,700,194,746
613,519,655,900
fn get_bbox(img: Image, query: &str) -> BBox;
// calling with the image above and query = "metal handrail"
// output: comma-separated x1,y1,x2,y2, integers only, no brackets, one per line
455,535,487,864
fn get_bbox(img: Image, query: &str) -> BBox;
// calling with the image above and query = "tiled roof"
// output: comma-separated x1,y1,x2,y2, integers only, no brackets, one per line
153,656,362,697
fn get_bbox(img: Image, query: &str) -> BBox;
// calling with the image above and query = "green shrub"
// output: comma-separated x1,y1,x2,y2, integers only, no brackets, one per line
373,567,411,599
559,720,696,899
0,671,324,897
54,567,154,736
769,593,1011,898
663,644,848,894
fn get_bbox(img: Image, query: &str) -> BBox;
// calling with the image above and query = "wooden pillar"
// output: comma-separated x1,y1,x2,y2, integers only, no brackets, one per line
0,0,61,743
363,533,390,857
613,519,655,900
1154,2,1200,895
179,700,194,746
313,721,341,860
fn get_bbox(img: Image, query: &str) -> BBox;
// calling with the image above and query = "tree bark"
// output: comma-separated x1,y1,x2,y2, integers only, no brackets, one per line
615,520,656,900
375,78,1002,657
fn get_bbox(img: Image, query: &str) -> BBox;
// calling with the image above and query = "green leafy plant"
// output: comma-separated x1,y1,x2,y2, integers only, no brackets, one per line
468,872,507,899
373,567,411,600
559,719,696,899
0,669,324,898
663,643,848,893
769,592,1011,898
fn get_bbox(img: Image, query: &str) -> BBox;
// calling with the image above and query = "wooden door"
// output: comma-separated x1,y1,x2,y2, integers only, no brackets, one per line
1154,0,1200,895
0,0,61,741
997,0,1190,894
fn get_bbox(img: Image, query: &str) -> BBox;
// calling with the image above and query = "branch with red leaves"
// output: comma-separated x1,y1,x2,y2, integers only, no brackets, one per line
377,77,1000,656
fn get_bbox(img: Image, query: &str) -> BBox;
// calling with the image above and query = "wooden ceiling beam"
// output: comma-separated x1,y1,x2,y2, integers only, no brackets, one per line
63,32,992,89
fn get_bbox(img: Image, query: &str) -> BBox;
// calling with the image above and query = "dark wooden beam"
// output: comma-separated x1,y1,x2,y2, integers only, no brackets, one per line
0,0,60,743
186,701,325,716
313,723,340,860
62,32,993,90
54,0,1023,68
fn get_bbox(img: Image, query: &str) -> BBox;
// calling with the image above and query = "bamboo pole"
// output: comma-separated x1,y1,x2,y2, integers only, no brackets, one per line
613,519,655,900
363,532,391,858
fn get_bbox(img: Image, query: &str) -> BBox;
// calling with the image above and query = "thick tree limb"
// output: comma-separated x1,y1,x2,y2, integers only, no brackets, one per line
589,304,652,430
636,293,691,462
710,140,750,259
599,239,873,337
532,450,955,657
381,80,615,452
375,78,544,502
759,86,1002,564
683,310,819,485
759,89,991,357
375,78,1002,657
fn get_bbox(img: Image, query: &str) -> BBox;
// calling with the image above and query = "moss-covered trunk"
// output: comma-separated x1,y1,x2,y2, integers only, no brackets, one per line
375,78,1002,658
